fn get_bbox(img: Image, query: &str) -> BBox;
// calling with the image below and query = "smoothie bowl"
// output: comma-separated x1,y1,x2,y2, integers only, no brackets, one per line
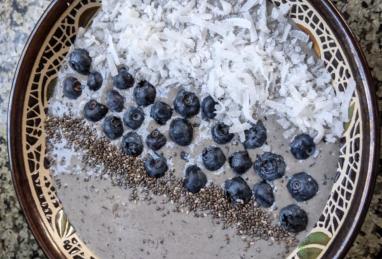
8,0,379,258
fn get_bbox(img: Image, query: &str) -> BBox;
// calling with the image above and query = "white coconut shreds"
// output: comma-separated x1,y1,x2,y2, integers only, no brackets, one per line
71,0,356,143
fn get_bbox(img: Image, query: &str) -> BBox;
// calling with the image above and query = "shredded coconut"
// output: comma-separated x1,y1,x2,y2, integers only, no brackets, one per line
71,0,355,143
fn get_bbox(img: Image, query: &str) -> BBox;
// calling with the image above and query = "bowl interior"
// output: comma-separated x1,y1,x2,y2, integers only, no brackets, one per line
8,0,378,258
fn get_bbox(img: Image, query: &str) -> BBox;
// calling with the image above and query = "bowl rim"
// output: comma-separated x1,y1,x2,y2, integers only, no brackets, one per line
8,1,78,258
311,1,379,258
7,0,379,258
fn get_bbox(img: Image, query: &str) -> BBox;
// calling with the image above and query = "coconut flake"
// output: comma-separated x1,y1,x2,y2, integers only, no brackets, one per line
106,54,118,76
241,0,260,12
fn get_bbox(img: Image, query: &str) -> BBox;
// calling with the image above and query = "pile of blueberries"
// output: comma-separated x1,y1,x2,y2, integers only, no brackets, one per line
65,48,319,233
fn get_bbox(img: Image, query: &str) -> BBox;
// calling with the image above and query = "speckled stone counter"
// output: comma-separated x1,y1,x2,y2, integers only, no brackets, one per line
0,0,381,258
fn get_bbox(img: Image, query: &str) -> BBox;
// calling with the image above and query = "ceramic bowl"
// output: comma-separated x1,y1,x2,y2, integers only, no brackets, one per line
8,0,379,258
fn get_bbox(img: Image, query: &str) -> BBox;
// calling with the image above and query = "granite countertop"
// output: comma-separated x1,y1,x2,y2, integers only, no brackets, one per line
0,0,381,258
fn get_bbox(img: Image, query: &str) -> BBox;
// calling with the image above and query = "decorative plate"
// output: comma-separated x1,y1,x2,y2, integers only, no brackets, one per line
8,0,379,258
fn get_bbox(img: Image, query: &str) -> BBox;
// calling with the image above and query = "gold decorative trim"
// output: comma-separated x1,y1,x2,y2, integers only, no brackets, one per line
22,0,101,258
271,0,362,258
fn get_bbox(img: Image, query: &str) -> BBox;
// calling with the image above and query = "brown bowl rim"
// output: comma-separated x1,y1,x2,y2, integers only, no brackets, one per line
311,1,380,258
7,0,379,258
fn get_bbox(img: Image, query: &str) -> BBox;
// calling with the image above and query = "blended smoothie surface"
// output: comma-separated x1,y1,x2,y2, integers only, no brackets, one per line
47,115,339,259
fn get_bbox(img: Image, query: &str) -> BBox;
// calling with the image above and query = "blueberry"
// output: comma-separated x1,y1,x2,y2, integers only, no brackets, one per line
173,89,200,118
146,129,166,151
228,151,252,175
224,176,252,205
243,121,267,149
254,152,286,181
144,154,168,178
102,116,124,140
287,172,318,202
87,71,103,91
290,134,316,160
169,118,193,146
133,80,156,106
183,165,207,193
113,66,135,89
121,132,143,157
150,101,173,125
211,122,234,144
253,182,274,208
106,90,124,112
201,95,218,120
123,107,145,130
69,48,92,75
202,146,226,171
83,100,108,122
279,204,308,233
63,77,82,99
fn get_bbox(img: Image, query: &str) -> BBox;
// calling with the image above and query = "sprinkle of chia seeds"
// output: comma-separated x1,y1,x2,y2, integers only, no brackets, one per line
45,116,297,246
